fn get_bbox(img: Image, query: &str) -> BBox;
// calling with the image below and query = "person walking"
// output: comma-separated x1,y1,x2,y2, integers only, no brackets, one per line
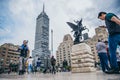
36,58,41,72
27,56,34,73
98,12,120,73
63,59,68,72
96,40,110,73
51,56,56,74
8,60,13,74
18,40,30,75
104,41,110,63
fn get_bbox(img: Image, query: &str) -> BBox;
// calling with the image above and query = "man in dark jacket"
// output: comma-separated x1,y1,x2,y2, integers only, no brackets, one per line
51,56,56,74
63,59,68,72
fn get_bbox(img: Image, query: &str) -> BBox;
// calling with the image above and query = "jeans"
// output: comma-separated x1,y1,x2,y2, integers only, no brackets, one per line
98,53,110,72
28,64,33,72
108,34,120,70
19,57,27,71
51,65,56,74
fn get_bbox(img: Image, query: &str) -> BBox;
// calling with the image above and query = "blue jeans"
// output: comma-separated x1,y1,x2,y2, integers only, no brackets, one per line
28,64,33,72
98,53,110,72
108,34,120,70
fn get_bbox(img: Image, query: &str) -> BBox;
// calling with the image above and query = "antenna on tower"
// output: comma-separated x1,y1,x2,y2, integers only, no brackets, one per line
43,3,45,13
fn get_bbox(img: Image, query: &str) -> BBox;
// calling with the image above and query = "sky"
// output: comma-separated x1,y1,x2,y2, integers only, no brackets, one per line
0,0,120,56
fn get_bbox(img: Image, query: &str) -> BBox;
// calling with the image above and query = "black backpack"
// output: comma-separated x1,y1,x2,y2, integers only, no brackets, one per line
20,45,28,58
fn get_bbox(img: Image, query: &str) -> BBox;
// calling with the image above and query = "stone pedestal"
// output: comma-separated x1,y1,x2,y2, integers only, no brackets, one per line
71,43,96,73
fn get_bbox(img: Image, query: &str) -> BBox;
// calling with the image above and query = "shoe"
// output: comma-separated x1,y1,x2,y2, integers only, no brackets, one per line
104,70,115,74
113,70,120,74
105,69,120,74
113,68,120,74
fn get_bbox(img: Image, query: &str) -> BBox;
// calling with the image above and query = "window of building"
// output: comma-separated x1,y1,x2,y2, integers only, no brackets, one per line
7,56,10,58
2,51,6,54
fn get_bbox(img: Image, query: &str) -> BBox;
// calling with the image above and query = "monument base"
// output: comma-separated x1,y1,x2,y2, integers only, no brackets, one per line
71,43,96,73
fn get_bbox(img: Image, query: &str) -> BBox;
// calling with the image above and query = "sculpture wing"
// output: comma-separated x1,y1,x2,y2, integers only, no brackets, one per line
67,22,78,31
78,19,82,26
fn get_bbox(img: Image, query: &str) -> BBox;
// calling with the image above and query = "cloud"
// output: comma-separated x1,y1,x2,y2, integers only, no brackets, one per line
0,0,120,56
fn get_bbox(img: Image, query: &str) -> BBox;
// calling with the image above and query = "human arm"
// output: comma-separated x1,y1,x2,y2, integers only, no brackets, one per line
27,49,30,58
106,13,120,25
99,26,107,28
111,16,120,25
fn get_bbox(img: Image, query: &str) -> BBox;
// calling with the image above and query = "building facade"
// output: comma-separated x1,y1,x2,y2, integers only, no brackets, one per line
32,5,50,67
56,34,73,67
0,43,20,68
84,26,108,62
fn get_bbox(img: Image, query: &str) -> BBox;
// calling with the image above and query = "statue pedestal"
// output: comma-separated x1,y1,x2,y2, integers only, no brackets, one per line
71,43,96,73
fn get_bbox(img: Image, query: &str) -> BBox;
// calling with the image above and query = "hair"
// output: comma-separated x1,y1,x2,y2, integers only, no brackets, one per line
52,56,54,58
23,40,28,43
116,52,119,54
104,40,108,43
98,12,107,18
98,39,101,42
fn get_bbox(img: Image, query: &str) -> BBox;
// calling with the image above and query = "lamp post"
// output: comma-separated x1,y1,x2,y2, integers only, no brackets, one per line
51,29,53,56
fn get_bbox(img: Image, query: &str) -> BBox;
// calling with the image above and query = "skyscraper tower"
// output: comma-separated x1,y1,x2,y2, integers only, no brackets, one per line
32,5,50,67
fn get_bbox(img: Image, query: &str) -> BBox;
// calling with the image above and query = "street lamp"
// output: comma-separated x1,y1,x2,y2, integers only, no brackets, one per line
51,29,53,56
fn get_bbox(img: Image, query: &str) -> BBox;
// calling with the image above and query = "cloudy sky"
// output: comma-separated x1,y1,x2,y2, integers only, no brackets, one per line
0,0,120,56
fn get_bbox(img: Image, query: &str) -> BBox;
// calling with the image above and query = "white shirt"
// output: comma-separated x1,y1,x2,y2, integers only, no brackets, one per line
27,58,33,65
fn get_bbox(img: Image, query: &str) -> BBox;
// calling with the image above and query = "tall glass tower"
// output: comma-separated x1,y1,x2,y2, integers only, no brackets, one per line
32,5,50,68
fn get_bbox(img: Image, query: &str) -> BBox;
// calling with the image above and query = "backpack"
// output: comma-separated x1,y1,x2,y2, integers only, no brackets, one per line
51,58,56,66
20,45,28,58
37,60,41,67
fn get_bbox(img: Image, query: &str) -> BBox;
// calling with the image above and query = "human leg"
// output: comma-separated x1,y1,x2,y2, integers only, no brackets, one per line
108,35,118,70
98,53,105,72
103,53,110,71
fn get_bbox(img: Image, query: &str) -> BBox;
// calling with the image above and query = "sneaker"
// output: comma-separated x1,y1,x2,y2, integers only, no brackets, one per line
113,70,120,74
104,70,114,74
105,69,120,74
113,68,120,74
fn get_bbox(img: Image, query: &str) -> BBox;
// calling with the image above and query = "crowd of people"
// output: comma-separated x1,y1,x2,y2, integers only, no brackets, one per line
7,40,70,75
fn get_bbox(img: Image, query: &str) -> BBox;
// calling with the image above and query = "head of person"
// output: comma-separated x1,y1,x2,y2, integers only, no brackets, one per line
23,40,28,45
38,58,40,60
29,56,32,58
104,41,108,45
98,39,101,42
98,12,107,20
52,56,54,58
116,52,119,55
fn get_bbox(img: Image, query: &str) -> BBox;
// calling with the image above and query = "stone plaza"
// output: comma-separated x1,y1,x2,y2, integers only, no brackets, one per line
0,71,120,80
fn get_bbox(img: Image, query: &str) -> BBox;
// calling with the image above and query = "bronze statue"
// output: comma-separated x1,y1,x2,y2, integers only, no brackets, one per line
67,19,89,45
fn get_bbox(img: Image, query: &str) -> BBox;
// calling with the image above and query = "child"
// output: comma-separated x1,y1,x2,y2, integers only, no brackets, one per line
27,56,33,73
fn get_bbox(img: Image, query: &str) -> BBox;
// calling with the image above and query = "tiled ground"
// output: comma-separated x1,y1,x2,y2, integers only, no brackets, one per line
0,71,120,80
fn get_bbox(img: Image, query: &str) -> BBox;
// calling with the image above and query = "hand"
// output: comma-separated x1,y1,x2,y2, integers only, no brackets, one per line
99,26,106,28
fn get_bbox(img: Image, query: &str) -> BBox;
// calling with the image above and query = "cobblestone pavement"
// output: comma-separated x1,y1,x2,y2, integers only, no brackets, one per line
0,71,120,80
